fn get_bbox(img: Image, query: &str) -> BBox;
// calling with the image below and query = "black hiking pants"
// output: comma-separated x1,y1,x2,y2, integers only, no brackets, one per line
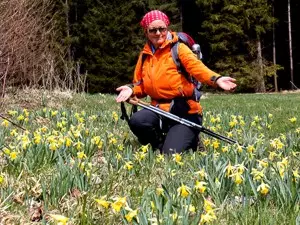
128,109,202,154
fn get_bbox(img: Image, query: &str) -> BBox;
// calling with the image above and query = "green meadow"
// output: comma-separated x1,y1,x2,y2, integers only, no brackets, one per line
0,90,299,225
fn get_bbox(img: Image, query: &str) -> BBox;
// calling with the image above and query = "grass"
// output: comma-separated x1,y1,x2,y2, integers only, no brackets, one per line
0,89,299,225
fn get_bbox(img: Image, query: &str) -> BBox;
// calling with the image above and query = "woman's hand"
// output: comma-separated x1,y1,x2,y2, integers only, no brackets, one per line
216,77,237,91
116,85,133,102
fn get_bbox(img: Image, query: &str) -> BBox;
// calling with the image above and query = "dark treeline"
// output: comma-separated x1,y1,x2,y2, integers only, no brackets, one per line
54,0,300,93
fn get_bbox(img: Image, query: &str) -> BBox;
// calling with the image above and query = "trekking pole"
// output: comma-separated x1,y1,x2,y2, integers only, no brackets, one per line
127,97,242,146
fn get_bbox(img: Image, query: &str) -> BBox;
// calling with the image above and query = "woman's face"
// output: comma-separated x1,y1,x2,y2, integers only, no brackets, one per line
146,20,167,49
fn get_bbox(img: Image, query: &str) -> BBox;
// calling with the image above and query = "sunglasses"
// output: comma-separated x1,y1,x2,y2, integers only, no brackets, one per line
148,27,167,34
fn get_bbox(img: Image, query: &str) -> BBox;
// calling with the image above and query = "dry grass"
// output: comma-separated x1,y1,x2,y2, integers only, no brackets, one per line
0,88,74,112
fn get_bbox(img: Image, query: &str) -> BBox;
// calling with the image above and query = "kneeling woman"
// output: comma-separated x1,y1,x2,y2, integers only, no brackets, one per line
116,10,237,154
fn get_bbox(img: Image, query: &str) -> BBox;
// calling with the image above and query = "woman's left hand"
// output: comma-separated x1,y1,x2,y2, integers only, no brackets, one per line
216,76,237,91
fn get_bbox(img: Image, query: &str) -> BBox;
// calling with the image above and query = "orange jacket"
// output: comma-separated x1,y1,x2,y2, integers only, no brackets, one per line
132,32,221,114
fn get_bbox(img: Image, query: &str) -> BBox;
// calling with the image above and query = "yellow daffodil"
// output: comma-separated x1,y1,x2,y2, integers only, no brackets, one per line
134,152,146,162
1,120,9,127
227,132,233,138
95,198,110,209
124,161,133,171
140,144,149,153
281,157,288,168
236,163,246,174
173,153,184,166
203,138,211,147
210,117,217,123
257,159,268,168
257,182,270,195
195,181,207,193
10,129,18,136
89,115,97,121
277,163,286,178
292,169,300,182
189,205,196,213
125,209,138,222
118,144,124,151
0,174,5,185
200,210,217,224
170,169,177,177
268,151,277,161
210,126,217,132
177,184,191,198
33,133,42,144
253,115,261,122
3,147,10,155
74,141,84,150
239,120,245,126
231,172,243,185
77,151,87,159
170,212,178,221
65,137,72,147
150,201,155,210
237,145,243,153
203,199,216,212
49,214,69,225
112,111,119,122
109,137,117,145
251,168,265,181
270,138,284,150
49,142,59,151
247,145,255,153
156,154,164,163
9,151,18,160
225,162,234,177
17,114,24,121
77,117,85,123
229,119,238,128
111,197,127,213
41,126,48,133
211,140,220,149
116,153,122,160
195,169,207,180
221,146,229,153
92,136,101,145
289,117,297,123
8,110,18,116
156,187,164,196
51,110,58,117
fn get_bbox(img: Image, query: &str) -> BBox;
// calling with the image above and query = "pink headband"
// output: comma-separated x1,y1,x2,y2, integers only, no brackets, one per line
140,10,170,29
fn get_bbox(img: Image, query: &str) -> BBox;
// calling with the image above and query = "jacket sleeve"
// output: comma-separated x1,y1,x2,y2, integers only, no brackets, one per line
178,43,221,87
131,53,147,98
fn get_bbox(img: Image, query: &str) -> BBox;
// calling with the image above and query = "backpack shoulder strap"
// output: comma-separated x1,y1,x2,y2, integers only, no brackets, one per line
171,40,190,81
171,41,182,73
141,53,148,66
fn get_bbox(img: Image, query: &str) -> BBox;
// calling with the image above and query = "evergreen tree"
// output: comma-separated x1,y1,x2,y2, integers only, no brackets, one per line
196,0,276,92
69,0,148,93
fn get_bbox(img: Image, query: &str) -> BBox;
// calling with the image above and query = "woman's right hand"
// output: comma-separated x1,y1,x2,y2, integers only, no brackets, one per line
116,85,133,102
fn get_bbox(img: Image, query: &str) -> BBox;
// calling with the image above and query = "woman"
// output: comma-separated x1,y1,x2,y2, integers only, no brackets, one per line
116,10,237,154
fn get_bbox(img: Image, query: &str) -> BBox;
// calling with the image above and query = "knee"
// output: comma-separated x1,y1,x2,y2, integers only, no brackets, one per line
128,112,142,129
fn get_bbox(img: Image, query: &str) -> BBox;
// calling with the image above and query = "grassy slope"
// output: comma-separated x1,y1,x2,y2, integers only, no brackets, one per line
0,90,299,225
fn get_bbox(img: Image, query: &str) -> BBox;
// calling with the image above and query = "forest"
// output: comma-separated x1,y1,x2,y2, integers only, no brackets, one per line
0,0,299,94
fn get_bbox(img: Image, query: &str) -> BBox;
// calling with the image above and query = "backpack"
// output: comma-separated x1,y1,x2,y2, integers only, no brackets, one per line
142,32,204,102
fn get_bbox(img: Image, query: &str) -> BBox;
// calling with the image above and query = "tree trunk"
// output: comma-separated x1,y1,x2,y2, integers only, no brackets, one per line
256,39,266,92
288,0,294,89
272,1,278,92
